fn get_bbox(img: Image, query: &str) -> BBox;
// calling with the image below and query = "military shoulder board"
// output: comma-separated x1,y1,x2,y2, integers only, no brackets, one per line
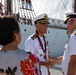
31,34,36,40
74,32,76,35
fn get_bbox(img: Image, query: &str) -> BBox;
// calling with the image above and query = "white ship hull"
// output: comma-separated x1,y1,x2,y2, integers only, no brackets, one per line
19,23,68,57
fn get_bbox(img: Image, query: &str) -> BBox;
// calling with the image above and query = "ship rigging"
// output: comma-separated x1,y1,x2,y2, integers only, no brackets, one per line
0,0,74,30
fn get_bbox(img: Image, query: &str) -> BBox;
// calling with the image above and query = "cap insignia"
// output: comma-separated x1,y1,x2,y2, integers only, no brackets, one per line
44,15,48,20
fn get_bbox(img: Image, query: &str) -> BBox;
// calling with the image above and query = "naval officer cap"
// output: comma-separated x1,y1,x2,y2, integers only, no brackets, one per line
32,14,50,25
64,13,76,24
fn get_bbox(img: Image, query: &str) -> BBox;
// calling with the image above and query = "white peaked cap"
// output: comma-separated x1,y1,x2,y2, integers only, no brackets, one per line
66,13,76,16
64,13,76,24
32,13,49,25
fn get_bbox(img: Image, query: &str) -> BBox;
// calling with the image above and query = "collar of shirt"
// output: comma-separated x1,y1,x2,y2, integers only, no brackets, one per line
71,29,76,37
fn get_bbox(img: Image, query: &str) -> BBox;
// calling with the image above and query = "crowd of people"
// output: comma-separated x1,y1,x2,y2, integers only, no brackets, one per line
0,1,76,75
0,2,20,22
0,1,33,24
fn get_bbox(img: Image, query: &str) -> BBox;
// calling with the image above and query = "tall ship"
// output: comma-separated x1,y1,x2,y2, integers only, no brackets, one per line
0,0,74,57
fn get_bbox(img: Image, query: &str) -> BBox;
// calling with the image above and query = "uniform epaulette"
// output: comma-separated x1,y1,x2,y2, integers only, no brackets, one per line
74,33,76,35
74,32,76,35
44,35,46,38
31,34,36,40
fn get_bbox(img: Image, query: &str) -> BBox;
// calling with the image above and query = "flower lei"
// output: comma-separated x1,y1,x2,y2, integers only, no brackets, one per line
35,30,47,60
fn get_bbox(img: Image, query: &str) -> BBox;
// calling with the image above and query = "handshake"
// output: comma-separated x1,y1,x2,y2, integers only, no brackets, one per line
45,56,62,68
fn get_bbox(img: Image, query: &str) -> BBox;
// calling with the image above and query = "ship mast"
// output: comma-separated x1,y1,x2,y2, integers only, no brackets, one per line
74,0,76,12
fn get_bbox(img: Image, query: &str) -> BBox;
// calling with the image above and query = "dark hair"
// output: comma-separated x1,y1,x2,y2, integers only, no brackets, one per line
0,16,20,46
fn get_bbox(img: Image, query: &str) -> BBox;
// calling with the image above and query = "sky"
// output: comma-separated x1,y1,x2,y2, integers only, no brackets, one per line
1,0,74,20
32,0,74,20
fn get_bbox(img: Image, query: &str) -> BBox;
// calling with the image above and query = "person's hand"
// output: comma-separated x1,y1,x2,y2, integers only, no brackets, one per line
46,58,54,68
53,57,62,64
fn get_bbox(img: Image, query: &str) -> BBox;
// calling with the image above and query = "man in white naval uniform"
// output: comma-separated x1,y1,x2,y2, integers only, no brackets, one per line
62,13,76,75
24,14,54,75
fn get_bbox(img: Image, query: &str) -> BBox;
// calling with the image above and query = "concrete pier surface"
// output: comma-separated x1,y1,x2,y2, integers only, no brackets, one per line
49,64,63,75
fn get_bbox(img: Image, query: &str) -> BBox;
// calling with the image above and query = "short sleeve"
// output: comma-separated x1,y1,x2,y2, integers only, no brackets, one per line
24,38,35,54
69,35,76,56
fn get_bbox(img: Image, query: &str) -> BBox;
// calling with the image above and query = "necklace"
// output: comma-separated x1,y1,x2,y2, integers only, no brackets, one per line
35,30,47,60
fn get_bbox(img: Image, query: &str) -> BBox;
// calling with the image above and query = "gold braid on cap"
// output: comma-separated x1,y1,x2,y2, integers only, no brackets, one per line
67,16,70,19
44,15,48,20
35,15,49,24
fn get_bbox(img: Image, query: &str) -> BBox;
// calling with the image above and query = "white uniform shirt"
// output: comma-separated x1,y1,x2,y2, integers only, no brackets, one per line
0,50,29,75
62,29,76,75
24,34,50,75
